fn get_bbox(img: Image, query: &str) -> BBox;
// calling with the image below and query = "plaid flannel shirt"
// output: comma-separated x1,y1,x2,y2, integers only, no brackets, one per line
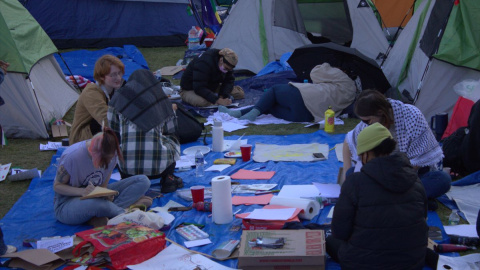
108,106,180,177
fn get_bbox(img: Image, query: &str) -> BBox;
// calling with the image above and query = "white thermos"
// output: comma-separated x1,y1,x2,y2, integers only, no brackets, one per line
212,120,224,152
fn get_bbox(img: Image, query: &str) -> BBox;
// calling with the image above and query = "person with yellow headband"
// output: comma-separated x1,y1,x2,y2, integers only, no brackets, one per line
327,123,438,269
180,48,244,107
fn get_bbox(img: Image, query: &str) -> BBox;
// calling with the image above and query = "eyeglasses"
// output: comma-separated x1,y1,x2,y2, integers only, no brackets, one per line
107,72,123,78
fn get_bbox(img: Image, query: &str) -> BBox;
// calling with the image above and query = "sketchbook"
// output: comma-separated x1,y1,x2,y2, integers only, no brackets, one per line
80,186,118,200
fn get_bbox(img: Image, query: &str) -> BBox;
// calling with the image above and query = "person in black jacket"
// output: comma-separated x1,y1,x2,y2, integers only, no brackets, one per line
180,48,243,107
327,123,433,270
442,99,480,176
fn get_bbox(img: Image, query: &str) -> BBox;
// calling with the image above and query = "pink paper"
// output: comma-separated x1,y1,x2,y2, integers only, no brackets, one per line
235,204,302,220
232,194,274,205
230,169,275,180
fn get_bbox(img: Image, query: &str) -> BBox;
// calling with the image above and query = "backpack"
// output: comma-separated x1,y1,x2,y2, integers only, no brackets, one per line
441,127,467,175
173,102,204,144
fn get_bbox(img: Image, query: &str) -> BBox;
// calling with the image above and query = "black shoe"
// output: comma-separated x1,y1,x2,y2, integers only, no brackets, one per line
161,174,184,193
427,199,438,211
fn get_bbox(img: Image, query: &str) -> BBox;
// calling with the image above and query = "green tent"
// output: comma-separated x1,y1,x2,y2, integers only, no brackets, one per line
382,0,480,121
0,0,79,139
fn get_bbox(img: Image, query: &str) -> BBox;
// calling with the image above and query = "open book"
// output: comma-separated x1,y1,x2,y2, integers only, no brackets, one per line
80,186,118,200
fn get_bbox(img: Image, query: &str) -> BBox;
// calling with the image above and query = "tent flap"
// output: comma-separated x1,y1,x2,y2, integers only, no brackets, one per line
434,0,480,71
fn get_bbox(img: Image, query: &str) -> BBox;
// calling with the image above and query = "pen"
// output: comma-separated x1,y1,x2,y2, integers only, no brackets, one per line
255,189,280,195
329,146,336,151
251,166,266,171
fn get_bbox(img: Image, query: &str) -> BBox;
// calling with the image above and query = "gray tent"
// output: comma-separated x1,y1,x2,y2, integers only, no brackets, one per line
212,0,388,74
0,0,79,139
381,0,480,120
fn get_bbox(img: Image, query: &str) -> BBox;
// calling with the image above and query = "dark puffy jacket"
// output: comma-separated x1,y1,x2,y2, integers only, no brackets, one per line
332,152,428,270
460,99,480,175
180,49,235,104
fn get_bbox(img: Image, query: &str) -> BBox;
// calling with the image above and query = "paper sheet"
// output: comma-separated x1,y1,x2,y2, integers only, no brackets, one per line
313,182,341,198
278,185,321,198
335,143,343,162
184,238,212,248
446,184,480,224
253,143,329,162
128,243,236,270
444,225,479,237
230,169,275,180
205,164,231,172
223,139,248,151
231,184,277,193
437,253,480,270
36,236,73,253
232,194,274,205
40,141,62,151
246,208,296,220
0,163,12,182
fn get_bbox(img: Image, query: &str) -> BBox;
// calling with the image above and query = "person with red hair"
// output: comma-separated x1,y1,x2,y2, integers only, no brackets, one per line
53,128,151,227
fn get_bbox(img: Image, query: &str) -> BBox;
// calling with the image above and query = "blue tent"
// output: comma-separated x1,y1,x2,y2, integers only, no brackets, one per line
21,0,197,48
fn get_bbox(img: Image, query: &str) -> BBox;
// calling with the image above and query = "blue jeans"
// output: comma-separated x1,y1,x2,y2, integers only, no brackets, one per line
418,170,451,199
54,175,150,225
241,84,313,122
346,167,451,199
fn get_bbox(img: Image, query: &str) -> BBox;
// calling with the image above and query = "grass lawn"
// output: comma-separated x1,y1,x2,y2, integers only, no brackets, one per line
0,47,467,241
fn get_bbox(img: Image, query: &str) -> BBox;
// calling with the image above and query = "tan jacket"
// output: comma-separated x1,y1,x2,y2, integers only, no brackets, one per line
69,83,109,144
289,63,356,122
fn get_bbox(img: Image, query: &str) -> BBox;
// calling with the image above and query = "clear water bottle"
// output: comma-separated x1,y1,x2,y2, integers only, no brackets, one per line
448,209,460,225
195,149,204,177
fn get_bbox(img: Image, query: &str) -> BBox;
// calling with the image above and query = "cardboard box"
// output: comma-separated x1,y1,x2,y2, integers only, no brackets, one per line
51,123,68,137
238,229,325,270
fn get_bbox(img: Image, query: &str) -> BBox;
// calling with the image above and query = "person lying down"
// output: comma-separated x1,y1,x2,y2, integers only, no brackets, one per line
220,63,357,122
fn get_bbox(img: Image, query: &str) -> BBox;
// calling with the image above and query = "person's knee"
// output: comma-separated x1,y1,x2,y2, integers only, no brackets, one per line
132,175,151,192
421,170,451,198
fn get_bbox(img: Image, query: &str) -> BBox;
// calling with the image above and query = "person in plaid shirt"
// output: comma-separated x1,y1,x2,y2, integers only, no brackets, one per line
108,69,183,193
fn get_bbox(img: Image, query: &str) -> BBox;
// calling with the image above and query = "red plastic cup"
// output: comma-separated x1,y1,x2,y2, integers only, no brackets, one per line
190,185,205,203
240,144,252,162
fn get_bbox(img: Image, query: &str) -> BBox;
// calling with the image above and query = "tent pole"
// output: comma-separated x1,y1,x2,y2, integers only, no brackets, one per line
27,76,50,138
380,1,416,66
56,52,82,92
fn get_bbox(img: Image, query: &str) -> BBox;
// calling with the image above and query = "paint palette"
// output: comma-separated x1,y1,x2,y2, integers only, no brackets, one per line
176,224,209,241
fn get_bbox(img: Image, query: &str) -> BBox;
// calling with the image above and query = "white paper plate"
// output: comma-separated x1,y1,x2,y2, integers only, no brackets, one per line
224,151,241,158
183,145,211,156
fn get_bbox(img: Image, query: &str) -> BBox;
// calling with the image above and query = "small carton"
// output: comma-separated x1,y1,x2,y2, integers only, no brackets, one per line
238,229,325,270
50,119,68,138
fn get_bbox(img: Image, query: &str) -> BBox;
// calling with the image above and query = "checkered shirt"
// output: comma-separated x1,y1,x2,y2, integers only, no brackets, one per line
108,106,180,176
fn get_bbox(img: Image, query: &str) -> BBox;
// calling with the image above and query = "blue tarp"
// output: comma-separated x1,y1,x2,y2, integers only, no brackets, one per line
54,45,149,83
0,131,447,269
22,0,195,49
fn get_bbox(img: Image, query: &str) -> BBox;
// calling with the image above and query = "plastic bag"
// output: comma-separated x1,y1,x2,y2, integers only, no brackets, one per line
453,79,480,102
107,209,164,230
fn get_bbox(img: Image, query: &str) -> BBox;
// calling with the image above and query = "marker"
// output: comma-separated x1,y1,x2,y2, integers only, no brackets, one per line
255,189,280,195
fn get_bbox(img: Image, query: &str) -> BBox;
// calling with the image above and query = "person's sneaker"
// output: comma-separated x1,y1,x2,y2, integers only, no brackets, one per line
161,174,184,193
427,199,438,211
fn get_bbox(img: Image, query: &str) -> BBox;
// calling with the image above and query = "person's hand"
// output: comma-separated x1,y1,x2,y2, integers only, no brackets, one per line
216,97,232,106
0,60,9,74
172,103,178,111
82,182,96,196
